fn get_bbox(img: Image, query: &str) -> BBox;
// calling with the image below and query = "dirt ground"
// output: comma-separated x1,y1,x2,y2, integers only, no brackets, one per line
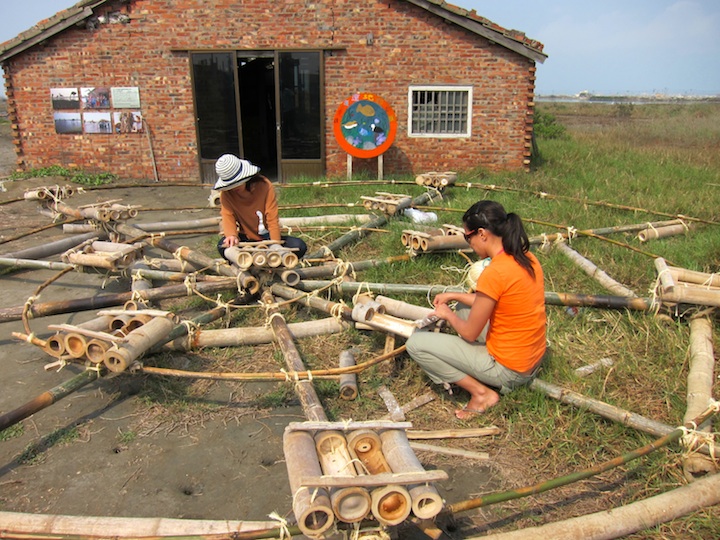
0,122,507,539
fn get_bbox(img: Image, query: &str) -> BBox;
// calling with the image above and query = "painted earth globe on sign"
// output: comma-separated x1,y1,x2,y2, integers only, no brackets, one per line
333,92,397,159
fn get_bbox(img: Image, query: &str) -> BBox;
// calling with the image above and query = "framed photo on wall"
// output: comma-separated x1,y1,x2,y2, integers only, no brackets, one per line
50,88,80,110
83,112,113,134
81,87,111,109
113,110,143,133
54,112,82,134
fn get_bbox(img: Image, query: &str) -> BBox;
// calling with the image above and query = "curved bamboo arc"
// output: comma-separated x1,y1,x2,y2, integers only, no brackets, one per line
379,429,444,520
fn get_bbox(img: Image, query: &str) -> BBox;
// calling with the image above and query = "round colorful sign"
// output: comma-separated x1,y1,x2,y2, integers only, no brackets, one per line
333,93,397,159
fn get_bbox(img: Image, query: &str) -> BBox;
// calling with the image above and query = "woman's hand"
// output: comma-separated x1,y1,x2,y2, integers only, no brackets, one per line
433,293,455,307
222,235,239,247
432,303,454,321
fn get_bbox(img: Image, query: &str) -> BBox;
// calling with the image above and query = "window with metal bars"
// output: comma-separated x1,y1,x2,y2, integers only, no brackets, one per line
408,86,472,137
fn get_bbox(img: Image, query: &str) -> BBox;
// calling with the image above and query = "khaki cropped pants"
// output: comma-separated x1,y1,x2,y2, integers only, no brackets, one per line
405,306,542,395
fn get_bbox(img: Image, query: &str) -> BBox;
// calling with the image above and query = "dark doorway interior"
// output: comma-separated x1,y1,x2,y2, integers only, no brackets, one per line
238,55,278,180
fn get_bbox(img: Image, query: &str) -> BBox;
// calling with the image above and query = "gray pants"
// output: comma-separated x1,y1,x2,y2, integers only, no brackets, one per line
405,306,541,395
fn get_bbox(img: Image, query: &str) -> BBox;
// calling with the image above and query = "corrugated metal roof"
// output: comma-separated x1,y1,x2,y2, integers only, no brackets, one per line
0,0,546,64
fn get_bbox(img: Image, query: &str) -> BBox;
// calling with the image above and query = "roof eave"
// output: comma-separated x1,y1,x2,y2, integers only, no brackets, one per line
0,4,99,64
404,0,547,64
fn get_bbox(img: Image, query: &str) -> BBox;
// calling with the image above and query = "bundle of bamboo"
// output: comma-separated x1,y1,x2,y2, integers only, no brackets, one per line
414,171,457,189
361,192,412,216
654,257,720,308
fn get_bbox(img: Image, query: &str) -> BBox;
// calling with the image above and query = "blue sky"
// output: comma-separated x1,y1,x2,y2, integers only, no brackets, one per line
1,0,718,96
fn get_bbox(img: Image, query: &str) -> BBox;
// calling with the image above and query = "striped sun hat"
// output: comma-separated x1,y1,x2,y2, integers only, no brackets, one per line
213,154,260,191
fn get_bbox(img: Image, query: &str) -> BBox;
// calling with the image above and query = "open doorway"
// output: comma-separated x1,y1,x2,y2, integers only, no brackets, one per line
191,50,323,183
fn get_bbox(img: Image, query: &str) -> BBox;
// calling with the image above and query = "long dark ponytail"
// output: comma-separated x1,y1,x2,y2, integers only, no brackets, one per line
462,200,535,278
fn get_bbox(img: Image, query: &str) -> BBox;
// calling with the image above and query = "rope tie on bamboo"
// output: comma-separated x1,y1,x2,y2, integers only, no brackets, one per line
23,295,38,319
214,294,232,318
679,425,718,462
701,273,718,290
44,358,68,372
566,226,578,243
180,319,199,340
427,185,443,201
267,511,291,540
466,182,472,191
172,246,190,265
320,245,337,261
292,485,321,507
539,191,548,199
184,273,197,296
330,300,348,324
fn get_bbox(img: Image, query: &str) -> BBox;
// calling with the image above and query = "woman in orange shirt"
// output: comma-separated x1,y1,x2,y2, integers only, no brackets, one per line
406,200,546,419
213,154,307,259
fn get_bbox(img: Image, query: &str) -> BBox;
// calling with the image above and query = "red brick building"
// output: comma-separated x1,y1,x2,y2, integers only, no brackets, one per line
0,0,546,183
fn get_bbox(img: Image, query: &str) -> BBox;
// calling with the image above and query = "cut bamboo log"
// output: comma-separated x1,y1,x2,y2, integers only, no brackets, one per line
380,429,445,520
338,350,358,400
556,242,637,297
682,317,718,480
346,429,392,474
375,295,433,321
637,223,690,242
280,269,301,286
370,484,412,526
668,267,720,288
0,257,74,271
280,213,373,227
103,315,177,372
43,333,66,358
283,430,335,537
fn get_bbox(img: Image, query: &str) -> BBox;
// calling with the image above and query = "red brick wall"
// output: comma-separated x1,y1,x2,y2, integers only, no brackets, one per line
3,0,537,182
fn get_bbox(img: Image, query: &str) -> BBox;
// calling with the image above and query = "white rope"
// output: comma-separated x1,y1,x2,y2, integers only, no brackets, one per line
267,511,291,539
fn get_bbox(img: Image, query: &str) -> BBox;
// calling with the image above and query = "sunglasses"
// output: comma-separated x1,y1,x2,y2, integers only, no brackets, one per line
463,229,479,242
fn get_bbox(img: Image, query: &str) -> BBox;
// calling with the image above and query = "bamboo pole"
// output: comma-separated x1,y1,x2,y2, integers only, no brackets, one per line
0,279,237,322
669,267,720,288
0,257,74,271
296,280,655,311
261,291,326,421
682,317,717,480
406,427,501,439
269,283,353,321
374,295,433,321
280,214,373,227
166,318,346,351
409,442,490,461
0,231,105,260
555,242,637,298
0,511,284,538
469,470,720,540
529,378,673,438
0,370,100,432
380,429,445,520
654,257,720,307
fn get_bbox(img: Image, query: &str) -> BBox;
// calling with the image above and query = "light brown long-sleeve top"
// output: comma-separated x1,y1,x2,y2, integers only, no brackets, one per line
219,176,281,242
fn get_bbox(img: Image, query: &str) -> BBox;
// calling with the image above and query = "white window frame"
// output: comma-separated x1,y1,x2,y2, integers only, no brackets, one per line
407,85,473,138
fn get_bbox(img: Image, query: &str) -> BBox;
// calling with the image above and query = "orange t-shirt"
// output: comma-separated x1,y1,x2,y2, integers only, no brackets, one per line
475,251,546,373
219,176,281,241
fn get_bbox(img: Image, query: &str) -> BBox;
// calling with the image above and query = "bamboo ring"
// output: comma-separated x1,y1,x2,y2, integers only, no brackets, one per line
371,484,411,526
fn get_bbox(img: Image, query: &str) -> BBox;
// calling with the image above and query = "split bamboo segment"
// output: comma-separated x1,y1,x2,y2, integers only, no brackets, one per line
414,171,457,189
637,223,690,242
346,429,391,474
315,430,371,523
654,257,720,308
